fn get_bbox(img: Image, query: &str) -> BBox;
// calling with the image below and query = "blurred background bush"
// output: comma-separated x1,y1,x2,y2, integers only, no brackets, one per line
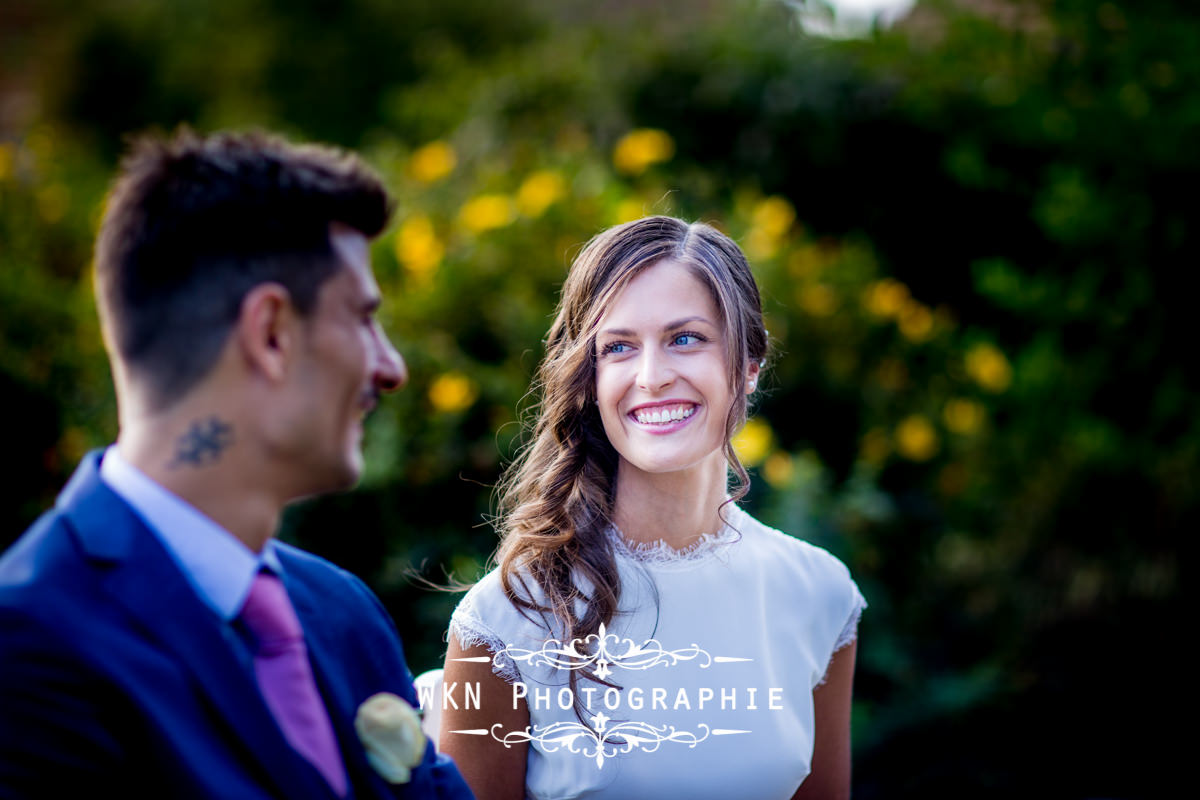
1,0,1191,795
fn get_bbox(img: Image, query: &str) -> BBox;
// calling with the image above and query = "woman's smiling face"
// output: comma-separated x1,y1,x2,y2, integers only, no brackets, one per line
594,259,755,480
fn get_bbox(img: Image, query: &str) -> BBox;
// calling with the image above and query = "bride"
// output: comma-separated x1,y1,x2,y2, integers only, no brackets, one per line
440,216,865,799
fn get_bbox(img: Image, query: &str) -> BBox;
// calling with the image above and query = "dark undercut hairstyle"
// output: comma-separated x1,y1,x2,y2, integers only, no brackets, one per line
94,128,392,410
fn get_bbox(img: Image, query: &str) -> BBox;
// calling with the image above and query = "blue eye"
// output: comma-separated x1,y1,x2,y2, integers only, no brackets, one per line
673,332,704,346
600,342,630,355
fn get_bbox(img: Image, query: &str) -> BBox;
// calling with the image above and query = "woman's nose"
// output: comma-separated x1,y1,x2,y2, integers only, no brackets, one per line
636,348,674,392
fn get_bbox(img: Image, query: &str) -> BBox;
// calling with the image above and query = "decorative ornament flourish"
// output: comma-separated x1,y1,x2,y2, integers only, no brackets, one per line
493,622,731,680
492,720,727,769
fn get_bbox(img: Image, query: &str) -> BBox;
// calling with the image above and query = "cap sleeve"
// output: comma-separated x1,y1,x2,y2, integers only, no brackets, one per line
832,585,866,654
448,568,551,685
813,549,866,686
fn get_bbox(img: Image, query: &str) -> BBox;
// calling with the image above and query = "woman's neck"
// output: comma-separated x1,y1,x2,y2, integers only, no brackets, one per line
610,450,730,550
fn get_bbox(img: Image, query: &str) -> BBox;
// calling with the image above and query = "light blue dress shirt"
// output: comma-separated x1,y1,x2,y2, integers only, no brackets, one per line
99,446,282,622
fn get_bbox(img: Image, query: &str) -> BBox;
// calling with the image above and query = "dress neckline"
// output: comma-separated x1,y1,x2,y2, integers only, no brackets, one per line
605,505,743,570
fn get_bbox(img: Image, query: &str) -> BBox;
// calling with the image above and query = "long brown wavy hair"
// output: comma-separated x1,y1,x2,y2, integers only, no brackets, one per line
495,216,770,658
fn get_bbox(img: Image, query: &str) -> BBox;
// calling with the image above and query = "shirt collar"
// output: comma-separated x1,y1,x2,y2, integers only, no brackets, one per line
99,445,282,621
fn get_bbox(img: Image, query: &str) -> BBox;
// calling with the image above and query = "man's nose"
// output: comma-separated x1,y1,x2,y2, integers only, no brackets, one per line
374,330,407,393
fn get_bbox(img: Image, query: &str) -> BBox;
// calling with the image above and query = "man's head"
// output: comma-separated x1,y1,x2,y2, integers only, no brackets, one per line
96,129,405,493
96,129,392,407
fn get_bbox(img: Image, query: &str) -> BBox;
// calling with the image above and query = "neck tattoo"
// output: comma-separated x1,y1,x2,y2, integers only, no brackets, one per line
169,416,234,468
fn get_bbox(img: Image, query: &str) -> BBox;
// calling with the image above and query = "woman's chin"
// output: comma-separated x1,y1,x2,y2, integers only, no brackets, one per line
618,449,724,479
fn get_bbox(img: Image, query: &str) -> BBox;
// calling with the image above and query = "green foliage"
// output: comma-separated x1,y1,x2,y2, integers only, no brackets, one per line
2,0,1192,794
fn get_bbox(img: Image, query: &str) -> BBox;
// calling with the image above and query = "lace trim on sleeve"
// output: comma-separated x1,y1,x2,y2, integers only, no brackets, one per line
832,601,863,654
448,613,521,685
817,600,864,687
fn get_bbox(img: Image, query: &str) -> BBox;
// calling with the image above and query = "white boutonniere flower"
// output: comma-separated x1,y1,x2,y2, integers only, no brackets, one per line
355,692,427,784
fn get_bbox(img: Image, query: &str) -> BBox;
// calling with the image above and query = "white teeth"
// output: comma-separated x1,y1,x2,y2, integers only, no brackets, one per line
633,405,695,425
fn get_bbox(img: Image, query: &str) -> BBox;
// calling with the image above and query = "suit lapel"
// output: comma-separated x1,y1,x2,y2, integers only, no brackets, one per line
287,575,389,799
60,453,338,800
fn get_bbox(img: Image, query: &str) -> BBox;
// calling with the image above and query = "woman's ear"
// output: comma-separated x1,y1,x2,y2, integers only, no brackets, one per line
745,360,761,395
236,283,296,383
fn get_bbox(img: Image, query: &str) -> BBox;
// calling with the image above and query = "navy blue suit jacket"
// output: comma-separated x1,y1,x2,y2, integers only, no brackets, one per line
0,453,474,800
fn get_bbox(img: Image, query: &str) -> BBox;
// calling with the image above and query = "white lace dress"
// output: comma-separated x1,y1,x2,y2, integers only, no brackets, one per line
448,505,866,800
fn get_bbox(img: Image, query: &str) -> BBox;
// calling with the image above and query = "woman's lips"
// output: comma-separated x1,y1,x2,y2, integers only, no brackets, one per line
627,402,699,431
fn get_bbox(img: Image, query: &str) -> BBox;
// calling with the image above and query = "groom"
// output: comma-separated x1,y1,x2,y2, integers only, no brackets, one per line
0,131,473,799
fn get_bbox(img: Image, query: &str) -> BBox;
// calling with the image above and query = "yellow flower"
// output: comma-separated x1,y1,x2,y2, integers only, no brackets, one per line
943,398,986,435
394,215,443,279
762,452,794,488
895,414,939,461
965,343,1013,393
612,129,675,176
408,141,456,184
732,417,773,467
752,196,796,238
745,227,778,260
863,279,910,319
458,194,515,233
516,170,566,217
897,300,934,342
744,196,796,259
428,372,478,414
613,198,645,224
797,284,838,317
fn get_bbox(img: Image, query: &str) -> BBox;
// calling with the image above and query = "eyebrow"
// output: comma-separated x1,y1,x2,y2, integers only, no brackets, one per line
598,316,714,337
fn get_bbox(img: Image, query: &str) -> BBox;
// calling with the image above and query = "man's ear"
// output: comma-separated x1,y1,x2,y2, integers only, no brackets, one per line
236,283,297,383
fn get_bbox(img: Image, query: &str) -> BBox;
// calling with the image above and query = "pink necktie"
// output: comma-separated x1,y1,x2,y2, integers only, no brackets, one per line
240,571,348,796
